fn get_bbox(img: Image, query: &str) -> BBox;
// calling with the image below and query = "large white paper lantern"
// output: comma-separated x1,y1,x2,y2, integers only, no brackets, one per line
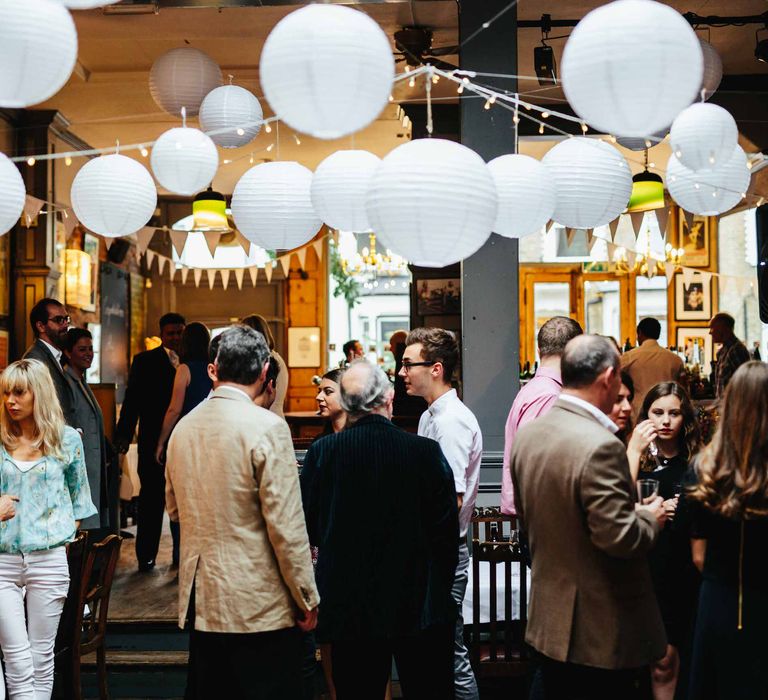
311,150,381,231
365,139,497,268
0,154,25,236
0,0,78,108
670,103,737,172
487,154,555,238
149,48,222,117
542,137,633,229
71,154,157,237
616,129,668,151
151,127,218,196
260,4,394,139
232,161,321,250
668,145,750,216
199,85,263,149
561,0,702,137
699,38,723,101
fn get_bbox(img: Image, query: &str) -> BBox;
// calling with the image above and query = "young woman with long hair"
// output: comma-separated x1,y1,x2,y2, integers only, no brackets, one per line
0,359,95,698
315,368,346,438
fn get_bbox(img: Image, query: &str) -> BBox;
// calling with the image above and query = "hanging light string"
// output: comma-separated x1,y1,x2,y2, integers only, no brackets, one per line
425,66,434,136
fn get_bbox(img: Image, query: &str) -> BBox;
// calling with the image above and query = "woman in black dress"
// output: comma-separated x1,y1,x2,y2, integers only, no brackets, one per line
687,362,768,699
637,382,701,700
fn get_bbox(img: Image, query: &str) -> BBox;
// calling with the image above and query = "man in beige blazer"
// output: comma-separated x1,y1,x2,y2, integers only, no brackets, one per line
510,335,667,699
166,325,319,700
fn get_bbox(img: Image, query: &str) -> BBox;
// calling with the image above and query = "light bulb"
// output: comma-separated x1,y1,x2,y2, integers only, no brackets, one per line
27,157,35,166
65,156,72,166
265,123,272,134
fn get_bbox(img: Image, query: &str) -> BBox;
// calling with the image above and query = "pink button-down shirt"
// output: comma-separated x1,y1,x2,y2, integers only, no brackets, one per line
500,365,562,515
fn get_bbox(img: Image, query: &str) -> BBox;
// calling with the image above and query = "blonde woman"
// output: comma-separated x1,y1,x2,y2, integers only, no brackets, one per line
0,359,96,699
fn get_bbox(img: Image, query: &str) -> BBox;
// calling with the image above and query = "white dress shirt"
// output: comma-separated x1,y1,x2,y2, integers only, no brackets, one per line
559,394,619,434
418,389,483,537
40,339,62,365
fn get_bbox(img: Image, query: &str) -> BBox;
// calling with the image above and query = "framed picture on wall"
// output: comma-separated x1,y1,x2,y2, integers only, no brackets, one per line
288,327,321,368
676,326,713,376
82,233,99,312
678,214,711,268
416,278,461,315
675,273,712,321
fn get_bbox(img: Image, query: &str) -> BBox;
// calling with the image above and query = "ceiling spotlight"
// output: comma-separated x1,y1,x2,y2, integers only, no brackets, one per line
534,15,557,87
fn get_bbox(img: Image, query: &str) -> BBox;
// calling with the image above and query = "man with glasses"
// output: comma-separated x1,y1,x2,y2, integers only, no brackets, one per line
399,327,482,700
24,297,77,426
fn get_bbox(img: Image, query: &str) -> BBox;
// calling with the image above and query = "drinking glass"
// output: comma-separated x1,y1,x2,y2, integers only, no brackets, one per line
637,478,660,503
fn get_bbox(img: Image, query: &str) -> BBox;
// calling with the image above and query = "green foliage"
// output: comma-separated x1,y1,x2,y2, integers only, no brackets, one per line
329,245,361,309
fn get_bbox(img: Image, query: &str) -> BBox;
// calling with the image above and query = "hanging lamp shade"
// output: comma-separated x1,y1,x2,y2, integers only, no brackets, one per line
149,47,222,117
699,37,723,101
259,4,394,139
365,138,497,268
0,0,78,108
561,0,702,137
192,188,229,231
669,102,737,172
199,85,263,149
71,154,157,237
0,154,25,235
627,170,665,212
150,127,219,196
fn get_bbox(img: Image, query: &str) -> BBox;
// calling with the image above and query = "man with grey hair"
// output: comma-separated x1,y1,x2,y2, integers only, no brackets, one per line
301,360,459,698
510,335,668,698
166,325,319,699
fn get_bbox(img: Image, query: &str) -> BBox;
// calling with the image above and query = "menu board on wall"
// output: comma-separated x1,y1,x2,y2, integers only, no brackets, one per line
99,263,129,403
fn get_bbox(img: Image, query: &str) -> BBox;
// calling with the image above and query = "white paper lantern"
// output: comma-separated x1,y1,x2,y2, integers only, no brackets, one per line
260,4,394,139
71,154,157,237
232,161,321,250
151,127,218,196
487,154,555,238
542,137,633,229
58,0,120,7
561,0,702,137
0,154,25,236
668,145,750,216
311,150,381,231
199,85,263,149
616,129,668,151
365,139,497,268
149,48,222,117
670,103,737,172
0,0,78,108
699,38,723,101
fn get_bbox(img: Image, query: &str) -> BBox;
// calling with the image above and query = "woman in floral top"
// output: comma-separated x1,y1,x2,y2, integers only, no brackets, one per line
0,358,96,698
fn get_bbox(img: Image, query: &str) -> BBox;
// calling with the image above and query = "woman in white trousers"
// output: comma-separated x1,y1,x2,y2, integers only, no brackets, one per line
0,359,96,699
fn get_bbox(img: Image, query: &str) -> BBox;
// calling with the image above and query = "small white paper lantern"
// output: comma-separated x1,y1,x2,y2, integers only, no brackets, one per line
260,4,394,139
0,0,78,108
149,47,222,117
199,85,263,149
487,154,555,238
71,154,157,237
668,145,750,216
699,38,723,101
311,150,381,231
670,103,737,172
0,154,25,236
232,161,321,250
151,127,218,196
365,139,497,268
542,137,633,229
561,0,702,137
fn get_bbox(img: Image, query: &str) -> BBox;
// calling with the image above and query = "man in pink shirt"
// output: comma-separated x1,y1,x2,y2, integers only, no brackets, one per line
501,317,583,514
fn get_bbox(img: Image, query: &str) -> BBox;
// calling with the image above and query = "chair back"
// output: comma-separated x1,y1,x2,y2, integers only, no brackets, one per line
55,531,89,655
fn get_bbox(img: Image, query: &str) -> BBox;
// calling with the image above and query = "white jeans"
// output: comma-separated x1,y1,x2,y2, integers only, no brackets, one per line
0,547,70,700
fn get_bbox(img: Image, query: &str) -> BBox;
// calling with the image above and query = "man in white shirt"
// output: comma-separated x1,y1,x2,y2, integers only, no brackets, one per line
399,327,482,700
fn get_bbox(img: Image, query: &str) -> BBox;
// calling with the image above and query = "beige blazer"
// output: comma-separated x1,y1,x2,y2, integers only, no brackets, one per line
510,399,666,670
166,386,319,633
620,339,684,418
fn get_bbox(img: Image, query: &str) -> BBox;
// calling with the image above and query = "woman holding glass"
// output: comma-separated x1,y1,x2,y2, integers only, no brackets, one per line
0,359,96,698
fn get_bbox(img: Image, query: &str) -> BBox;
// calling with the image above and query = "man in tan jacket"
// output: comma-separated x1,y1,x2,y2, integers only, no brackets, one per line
166,325,319,700
510,335,667,699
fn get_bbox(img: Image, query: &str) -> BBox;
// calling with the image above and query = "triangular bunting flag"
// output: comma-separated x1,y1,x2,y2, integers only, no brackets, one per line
207,269,217,290
220,269,231,290
23,195,45,227
665,264,676,286
169,230,188,258
297,246,307,270
61,208,79,239
137,227,156,254
682,267,696,287
234,268,245,290
193,268,203,288
181,267,190,285
683,209,694,233
565,228,576,247
169,263,177,281
248,267,258,286
204,233,221,258
586,229,594,247
312,239,324,262
146,249,156,269
157,255,168,276
264,262,273,284
235,231,250,255
629,211,645,238
104,238,114,251
608,217,620,242
699,270,712,287
655,207,670,240
607,242,618,261
278,255,290,277
626,251,637,269
588,234,600,253
545,219,555,234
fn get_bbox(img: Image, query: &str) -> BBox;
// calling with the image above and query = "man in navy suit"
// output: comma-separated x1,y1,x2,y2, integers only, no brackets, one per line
301,361,459,699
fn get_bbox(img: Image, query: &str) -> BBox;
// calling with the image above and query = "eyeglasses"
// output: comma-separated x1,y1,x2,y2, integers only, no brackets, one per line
401,361,436,373
47,315,71,325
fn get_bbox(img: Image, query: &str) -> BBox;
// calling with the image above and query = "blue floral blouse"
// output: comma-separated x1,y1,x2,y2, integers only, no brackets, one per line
0,426,97,554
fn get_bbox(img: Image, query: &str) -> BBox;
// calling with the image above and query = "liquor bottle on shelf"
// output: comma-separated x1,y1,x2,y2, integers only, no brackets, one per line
532,361,539,377
521,361,531,382
623,338,633,353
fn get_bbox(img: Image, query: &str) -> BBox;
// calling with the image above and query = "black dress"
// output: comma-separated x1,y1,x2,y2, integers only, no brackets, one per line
687,501,768,699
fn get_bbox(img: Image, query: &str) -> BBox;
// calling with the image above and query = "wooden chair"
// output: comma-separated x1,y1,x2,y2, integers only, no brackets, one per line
466,506,530,679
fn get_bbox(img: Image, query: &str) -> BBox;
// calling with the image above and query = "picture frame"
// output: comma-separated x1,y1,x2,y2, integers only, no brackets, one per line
675,273,712,321
82,233,100,312
288,326,321,368
416,278,461,315
676,326,714,376
677,213,711,268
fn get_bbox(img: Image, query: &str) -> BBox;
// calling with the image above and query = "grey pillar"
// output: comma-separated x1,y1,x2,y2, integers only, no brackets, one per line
460,2,520,459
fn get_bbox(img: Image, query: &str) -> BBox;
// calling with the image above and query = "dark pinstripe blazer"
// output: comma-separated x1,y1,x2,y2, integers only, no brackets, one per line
301,414,459,641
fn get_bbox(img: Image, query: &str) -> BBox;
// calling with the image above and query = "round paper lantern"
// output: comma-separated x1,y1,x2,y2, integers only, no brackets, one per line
260,4,394,139
58,0,120,7
616,129,668,151
667,145,750,216
542,137,633,229
149,47,222,117
561,0,702,137
0,154,25,236
199,85,263,149
151,127,218,196
0,0,78,108
487,154,555,238
71,154,157,237
311,150,381,231
365,139,497,268
670,103,737,172
232,161,321,250
699,37,723,101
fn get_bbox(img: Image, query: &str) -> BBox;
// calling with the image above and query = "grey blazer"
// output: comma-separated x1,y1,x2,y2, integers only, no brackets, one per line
24,340,77,427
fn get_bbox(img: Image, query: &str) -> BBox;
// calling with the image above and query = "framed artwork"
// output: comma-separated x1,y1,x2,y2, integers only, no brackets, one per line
676,327,713,376
416,278,461,315
675,273,712,321
288,326,321,368
86,323,101,383
678,214,711,268
82,233,99,312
